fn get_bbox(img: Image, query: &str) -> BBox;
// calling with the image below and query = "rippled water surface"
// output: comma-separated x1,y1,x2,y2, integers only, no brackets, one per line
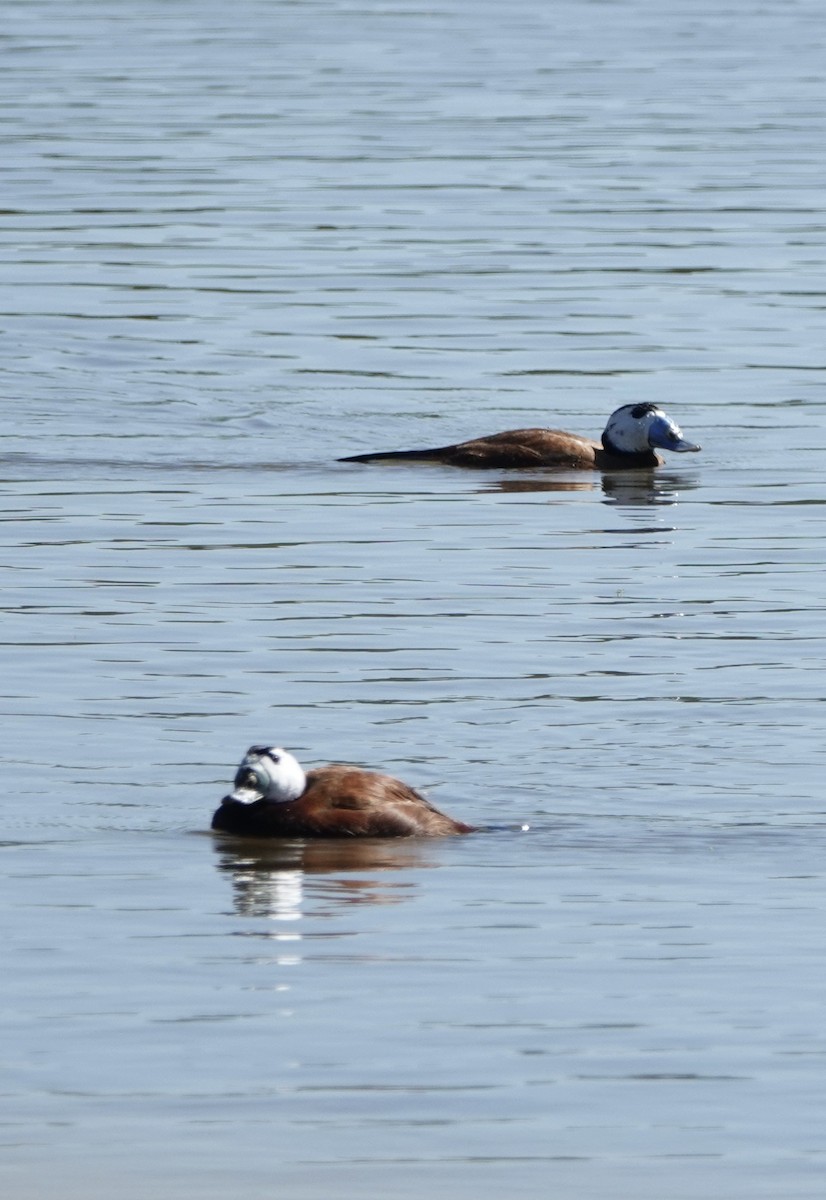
4,1,826,1197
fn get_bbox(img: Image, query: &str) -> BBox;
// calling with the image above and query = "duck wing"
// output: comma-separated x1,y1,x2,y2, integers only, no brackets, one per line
341,428,599,469
301,767,474,836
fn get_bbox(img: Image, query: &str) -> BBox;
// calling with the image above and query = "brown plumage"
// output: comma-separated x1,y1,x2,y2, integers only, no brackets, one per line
212,748,475,839
342,428,640,469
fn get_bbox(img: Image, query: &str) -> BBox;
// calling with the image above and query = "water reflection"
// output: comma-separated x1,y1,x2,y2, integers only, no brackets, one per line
476,471,698,505
479,476,596,495
601,471,700,507
213,837,431,919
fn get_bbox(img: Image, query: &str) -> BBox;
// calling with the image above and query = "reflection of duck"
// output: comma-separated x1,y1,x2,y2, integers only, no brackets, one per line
601,470,700,507
340,404,700,470
213,838,430,918
479,476,596,495
212,746,475,838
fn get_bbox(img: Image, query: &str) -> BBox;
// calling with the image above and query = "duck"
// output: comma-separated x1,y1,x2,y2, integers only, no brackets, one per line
339,402,700,470
212,745,475,838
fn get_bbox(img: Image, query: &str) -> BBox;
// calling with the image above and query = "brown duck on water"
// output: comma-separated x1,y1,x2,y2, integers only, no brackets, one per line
340,403,700,470
212,746,475,839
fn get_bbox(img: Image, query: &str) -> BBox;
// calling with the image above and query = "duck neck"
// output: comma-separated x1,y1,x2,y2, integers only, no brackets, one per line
600,432,660,467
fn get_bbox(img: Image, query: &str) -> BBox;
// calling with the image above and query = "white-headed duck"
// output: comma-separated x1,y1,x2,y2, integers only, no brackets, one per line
340,403,700,470
212,746,475,838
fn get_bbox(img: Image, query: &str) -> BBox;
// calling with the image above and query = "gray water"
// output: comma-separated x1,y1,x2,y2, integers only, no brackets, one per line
3,1,826,1197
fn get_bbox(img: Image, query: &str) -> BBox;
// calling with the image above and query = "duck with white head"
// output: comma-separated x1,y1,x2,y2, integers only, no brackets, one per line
212,746,475,838
340,403,700,470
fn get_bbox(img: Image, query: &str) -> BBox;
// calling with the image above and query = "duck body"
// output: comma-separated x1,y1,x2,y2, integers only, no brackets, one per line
340,403,700,470
212,747,474,839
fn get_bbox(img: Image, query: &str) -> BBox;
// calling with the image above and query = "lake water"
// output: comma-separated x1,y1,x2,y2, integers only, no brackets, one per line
3,0,826,1197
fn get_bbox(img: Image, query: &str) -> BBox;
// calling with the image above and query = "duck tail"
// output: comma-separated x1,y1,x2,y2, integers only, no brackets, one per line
339,447,443,463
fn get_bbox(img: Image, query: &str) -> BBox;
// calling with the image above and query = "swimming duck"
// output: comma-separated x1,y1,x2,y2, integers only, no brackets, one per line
212,746,475,838
340,403,700,470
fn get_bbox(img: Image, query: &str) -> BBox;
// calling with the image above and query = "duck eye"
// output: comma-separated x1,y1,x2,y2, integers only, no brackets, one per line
268,750,281,763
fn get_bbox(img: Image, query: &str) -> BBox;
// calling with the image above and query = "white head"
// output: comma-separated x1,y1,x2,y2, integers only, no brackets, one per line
228,745,307,804
602,404,701,457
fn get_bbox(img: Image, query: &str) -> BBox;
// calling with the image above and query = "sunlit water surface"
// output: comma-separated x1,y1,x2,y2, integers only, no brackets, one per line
3,1,826,1197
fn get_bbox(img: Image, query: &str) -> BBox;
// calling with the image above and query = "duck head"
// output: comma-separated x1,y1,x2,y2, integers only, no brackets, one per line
602,403,701,457
224,745,307,805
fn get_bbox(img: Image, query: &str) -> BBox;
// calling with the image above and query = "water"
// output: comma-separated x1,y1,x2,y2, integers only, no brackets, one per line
3,0,826,1196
